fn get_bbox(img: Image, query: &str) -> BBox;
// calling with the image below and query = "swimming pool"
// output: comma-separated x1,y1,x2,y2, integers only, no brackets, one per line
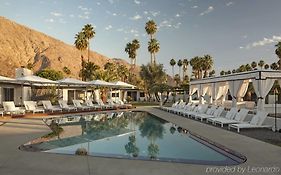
22,111,246,165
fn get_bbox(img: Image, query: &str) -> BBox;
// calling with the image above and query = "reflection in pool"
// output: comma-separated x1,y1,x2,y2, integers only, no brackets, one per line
23,111,246,165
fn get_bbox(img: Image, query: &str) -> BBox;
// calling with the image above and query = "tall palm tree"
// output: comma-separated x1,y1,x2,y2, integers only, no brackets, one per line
145,20,157,64
258,60,265,69
74,32,88,57
145,20,157,39
201,55,213,78
132,39,140,66
177,59,183,80
275,42,281,70
245,64,252,71
148,39,160,65
182,58,189,79
169,59,176,77
190,56,200,79
125,39,140,69
82,24,95,62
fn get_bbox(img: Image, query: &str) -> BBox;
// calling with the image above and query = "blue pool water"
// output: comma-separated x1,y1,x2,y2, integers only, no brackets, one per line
31,111,245,165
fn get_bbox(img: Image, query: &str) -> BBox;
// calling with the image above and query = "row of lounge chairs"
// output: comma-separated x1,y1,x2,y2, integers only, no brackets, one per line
1,99,132,116
161,101,272,133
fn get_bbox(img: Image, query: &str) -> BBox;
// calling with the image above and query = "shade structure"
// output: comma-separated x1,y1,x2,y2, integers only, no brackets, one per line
57,78,89,86
16,75,58,84
111,81,136,88
0,75,15,81
88,80,116,87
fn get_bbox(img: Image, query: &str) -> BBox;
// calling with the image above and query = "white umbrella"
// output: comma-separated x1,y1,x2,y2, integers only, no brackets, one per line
88,80,116,87
57,78,89,86
111,81,136,88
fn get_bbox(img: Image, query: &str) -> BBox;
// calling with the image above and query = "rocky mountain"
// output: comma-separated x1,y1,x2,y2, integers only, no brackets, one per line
0,16,131,78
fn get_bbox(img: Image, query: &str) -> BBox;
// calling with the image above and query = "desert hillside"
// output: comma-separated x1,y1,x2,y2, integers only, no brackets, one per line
0,16,132,78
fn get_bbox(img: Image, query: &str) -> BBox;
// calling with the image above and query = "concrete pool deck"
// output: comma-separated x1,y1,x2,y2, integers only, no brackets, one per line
0,107,280,175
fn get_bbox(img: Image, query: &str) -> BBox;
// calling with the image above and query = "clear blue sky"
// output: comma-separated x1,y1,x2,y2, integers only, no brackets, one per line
1,0,281,75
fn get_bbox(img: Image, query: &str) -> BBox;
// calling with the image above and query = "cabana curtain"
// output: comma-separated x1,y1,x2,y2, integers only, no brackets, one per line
252,79,275,110
228,80,249,107
188,85,198,102
200,84,210,104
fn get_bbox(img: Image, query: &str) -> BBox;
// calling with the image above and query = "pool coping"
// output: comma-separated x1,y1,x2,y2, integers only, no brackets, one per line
0,107,281,175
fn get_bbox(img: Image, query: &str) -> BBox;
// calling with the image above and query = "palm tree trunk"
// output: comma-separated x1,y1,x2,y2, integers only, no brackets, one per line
172,66,174,78
88,39,90,62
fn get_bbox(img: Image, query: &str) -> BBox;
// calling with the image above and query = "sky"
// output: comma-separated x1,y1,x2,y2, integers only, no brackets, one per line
0,0,281,76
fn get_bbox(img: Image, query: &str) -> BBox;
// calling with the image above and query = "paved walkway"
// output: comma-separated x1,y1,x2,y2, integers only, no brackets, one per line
0,107,280,175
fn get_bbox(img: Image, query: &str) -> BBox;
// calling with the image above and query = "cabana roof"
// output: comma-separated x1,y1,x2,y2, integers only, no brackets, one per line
0,75,15,81
190,70,281,85
57,78,89,85
111,81,136,88
16,75,58,84
88,80,116,87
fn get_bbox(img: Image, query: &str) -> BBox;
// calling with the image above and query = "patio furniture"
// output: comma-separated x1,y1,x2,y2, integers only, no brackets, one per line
207,107,239,124
42,100,62,113
229,111,271,132
3,101,25,116
214,108,249,127
58,100,77,111
73,100,91,110
24,101,44,114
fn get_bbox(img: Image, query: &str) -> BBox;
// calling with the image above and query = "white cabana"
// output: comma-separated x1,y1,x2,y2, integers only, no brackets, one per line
190,70,281,111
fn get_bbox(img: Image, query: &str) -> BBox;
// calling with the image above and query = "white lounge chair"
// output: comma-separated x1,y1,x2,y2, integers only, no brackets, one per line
161,101,179,111
73,100,91,110
107,99,124,108
97,99,113,109
24,101,44,114
214,108,249,127
229,111,271,133
42,100,62,113
195,106,224,122
178,104,196,116
3,101,25,116
207,107,238,124
85,100,101,110
58,100,77,111
117,99,133,108
188,104,209,118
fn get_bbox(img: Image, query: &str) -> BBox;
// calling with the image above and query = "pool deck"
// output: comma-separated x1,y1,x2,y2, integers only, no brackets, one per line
0,107,280,175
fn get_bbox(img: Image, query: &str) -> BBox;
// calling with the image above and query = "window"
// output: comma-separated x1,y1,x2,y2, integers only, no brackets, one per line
140,92,145,97
3,88,14,101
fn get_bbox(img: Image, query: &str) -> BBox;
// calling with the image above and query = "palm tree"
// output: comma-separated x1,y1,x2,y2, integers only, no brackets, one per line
125,42,134,66
74,32,88,80
148,39,160,65
174,74,180,86
258,60,265,69
82,24,95,62
117,65,129,82
177,59,183,80
251,61,257,70
145,20,157,64
145,20,157,39
232,69,236,74
182,58,189,79
189,56,200,79
275,42,281,70
220,71,225,76
132,39,140,66
270,62,279,70
264,64,269,70
201,55,213,77
169,59,176,77
245,64,252,71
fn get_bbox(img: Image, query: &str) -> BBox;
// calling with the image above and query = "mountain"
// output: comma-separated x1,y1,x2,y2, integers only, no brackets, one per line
0,16,131,78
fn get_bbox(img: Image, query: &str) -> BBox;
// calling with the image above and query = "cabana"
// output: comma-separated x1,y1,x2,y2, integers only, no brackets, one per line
189,70,281,112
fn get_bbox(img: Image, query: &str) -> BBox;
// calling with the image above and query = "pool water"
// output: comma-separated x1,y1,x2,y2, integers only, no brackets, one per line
27,111,246,165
